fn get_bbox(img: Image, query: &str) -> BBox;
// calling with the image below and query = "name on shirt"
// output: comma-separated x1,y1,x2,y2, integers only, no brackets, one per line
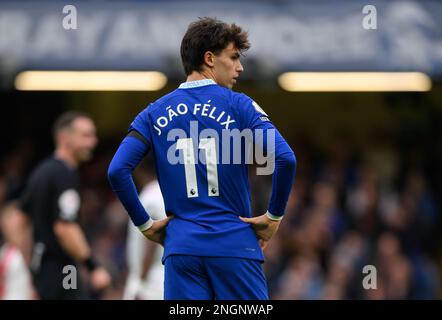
153,100,236,135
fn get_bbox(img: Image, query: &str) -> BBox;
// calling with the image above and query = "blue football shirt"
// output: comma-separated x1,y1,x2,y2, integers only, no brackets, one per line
129,79,283,262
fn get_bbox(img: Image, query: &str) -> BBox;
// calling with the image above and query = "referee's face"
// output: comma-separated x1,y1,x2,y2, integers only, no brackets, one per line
68,117,98,163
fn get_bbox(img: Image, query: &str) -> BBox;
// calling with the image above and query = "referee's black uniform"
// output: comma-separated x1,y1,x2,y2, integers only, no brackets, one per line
19,156,86,300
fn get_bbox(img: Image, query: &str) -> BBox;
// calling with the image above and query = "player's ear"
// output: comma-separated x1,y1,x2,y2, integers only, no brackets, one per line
203,51,215,68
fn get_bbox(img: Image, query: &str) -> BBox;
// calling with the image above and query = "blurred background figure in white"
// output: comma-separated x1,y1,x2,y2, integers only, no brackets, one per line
123,174,166,300
0,203,34,300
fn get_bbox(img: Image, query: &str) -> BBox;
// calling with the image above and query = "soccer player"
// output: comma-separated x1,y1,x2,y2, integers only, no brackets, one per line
108,17,296,300
123,177,166,300
14,111,111,299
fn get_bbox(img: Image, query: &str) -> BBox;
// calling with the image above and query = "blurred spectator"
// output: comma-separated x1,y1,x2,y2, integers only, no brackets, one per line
0,204,34,300
0,125,440,300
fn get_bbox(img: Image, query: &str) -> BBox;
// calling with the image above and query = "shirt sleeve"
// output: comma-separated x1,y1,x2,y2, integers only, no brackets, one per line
52,172,80,223
108,134,152,228
128,108,153,146
234,93,297,218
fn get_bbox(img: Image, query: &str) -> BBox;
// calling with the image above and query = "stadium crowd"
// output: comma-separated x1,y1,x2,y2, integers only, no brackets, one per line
0,132,440,299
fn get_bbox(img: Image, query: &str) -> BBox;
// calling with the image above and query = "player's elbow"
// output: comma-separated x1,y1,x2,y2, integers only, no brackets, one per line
107,159,125,186
287,151,297,170
279,150,297,172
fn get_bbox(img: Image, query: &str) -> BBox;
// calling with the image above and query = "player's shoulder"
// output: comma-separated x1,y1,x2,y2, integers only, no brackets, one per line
154,89,181,106
227,89,268,116
201,86,254,112
149,88,191,111
231,89,254,106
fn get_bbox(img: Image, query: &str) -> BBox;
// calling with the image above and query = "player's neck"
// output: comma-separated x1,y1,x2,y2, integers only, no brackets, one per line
186,70,216,84
54,148,78,169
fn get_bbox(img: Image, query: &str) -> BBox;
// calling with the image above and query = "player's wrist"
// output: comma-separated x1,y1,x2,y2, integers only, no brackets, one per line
265,211,283,222
137,218,154,232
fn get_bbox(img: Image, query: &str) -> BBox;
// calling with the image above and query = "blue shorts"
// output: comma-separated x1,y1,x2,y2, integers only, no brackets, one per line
164,255,269,300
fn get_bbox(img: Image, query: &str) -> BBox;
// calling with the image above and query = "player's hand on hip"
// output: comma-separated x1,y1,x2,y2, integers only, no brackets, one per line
239,213,281,250
141,215,174,246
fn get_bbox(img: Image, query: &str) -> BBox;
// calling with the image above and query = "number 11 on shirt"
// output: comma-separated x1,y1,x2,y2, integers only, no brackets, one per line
176,138,219,198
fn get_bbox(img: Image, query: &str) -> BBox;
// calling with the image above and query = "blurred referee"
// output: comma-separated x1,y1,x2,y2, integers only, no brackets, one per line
14,111,110,300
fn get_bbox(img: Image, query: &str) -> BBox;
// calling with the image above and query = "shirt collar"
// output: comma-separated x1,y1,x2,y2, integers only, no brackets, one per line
179,79,217,89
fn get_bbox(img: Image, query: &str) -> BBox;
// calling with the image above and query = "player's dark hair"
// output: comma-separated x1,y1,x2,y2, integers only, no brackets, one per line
180,17,250,75
52,111,93,140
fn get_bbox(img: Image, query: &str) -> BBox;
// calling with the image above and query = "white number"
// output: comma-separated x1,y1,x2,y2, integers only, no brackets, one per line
199,138,219,197
176,138,198,198
176,138,219,198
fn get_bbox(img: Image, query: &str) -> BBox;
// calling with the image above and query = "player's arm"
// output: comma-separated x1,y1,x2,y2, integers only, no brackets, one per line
238,97,297,249
53,221,91,261
107,130,172,244
50,186,92,263
51,178,111,291
240,129,296,249
264,127,297,219
53,221,110,291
